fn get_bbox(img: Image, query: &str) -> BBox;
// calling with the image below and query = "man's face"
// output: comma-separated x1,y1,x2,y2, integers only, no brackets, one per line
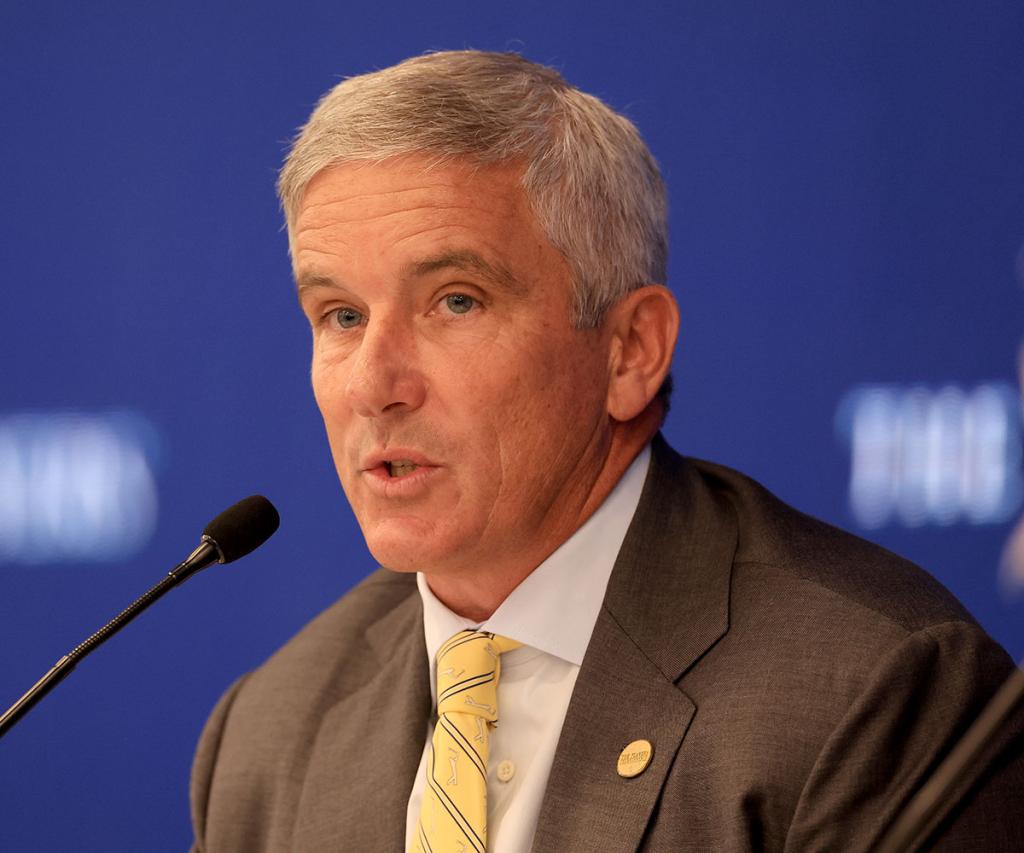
294,157,614,578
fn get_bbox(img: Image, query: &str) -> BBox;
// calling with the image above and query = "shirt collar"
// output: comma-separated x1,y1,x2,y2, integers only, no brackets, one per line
417,444,651,671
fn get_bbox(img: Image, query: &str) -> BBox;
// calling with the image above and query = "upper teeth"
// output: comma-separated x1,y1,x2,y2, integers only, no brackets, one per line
389,460,419,476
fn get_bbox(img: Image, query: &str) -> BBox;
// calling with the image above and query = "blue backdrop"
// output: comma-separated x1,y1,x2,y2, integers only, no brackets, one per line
2,2,1023,850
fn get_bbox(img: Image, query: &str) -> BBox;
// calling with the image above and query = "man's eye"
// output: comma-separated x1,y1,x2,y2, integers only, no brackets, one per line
443,293,476,315
332,307,363,329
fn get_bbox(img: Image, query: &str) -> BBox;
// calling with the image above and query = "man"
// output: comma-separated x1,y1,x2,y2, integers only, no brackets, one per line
190,51,1024,851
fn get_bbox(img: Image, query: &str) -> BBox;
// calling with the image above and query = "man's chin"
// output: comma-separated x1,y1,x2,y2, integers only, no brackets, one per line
363,521,463,575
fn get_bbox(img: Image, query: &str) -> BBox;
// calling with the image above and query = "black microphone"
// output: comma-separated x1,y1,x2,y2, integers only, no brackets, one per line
0,495,280,739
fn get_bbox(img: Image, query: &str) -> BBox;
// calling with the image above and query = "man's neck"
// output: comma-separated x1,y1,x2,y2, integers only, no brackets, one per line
423,415,658,621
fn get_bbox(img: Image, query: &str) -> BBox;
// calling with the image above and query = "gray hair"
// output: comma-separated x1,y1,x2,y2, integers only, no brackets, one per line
278,50,668,329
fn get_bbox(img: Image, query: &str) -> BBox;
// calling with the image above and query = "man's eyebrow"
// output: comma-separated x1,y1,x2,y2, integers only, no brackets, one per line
295,273,341,295
404,250,524,296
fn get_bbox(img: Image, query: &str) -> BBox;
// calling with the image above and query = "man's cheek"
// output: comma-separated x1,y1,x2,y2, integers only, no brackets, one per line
313,368,354,424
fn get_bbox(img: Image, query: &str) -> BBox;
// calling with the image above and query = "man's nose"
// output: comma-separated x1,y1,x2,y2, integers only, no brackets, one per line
344,314,426,418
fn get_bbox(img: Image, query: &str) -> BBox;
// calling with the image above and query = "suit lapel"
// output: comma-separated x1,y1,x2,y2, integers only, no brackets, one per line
292,579,431,852
533,436,738,852
531,608,697,852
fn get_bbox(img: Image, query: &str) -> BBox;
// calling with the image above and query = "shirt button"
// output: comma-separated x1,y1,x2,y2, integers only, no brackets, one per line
496,759,515,782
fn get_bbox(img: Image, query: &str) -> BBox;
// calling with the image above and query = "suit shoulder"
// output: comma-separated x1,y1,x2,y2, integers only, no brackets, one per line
234,567,420,710
191,569,426,850
686,455,976,633
273,567,418,657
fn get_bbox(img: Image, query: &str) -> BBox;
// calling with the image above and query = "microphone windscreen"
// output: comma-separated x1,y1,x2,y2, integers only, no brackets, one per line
203,495,280,563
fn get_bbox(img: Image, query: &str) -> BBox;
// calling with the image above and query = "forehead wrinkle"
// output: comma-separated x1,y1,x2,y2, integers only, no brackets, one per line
390,222,474,249
293,242,352,275
302,173,506,214
297,202,490,235
312,183,459,206
300,178,455,212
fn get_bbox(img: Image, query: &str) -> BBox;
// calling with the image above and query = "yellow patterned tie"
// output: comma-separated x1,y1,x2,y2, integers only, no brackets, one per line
410,629,521,853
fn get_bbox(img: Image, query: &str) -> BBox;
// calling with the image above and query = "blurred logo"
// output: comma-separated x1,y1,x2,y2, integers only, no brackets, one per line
1000,241,1024,594
837,240,1024,598
0,411,161,565
835,383,1022,530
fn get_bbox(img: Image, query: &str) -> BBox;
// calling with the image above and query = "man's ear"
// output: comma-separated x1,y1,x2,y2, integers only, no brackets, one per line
605,285,680,422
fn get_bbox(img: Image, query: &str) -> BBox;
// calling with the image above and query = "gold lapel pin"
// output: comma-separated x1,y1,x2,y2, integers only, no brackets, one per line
617,739,654,778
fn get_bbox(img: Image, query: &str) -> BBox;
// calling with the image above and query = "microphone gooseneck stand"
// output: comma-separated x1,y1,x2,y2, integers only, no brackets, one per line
875,660,1024,853
0,494,279,740
0,539,222,738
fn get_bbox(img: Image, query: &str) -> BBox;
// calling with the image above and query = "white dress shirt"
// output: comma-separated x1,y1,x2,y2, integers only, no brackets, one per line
405,446,651,852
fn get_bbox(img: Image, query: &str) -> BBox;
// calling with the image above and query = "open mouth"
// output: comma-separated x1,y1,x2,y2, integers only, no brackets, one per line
386,459,420,478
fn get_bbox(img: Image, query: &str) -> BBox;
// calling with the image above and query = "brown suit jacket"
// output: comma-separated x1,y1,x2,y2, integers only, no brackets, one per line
191,437,1024,851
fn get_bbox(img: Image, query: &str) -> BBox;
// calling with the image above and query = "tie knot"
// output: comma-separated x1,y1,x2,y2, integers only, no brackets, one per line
435,630,521,720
